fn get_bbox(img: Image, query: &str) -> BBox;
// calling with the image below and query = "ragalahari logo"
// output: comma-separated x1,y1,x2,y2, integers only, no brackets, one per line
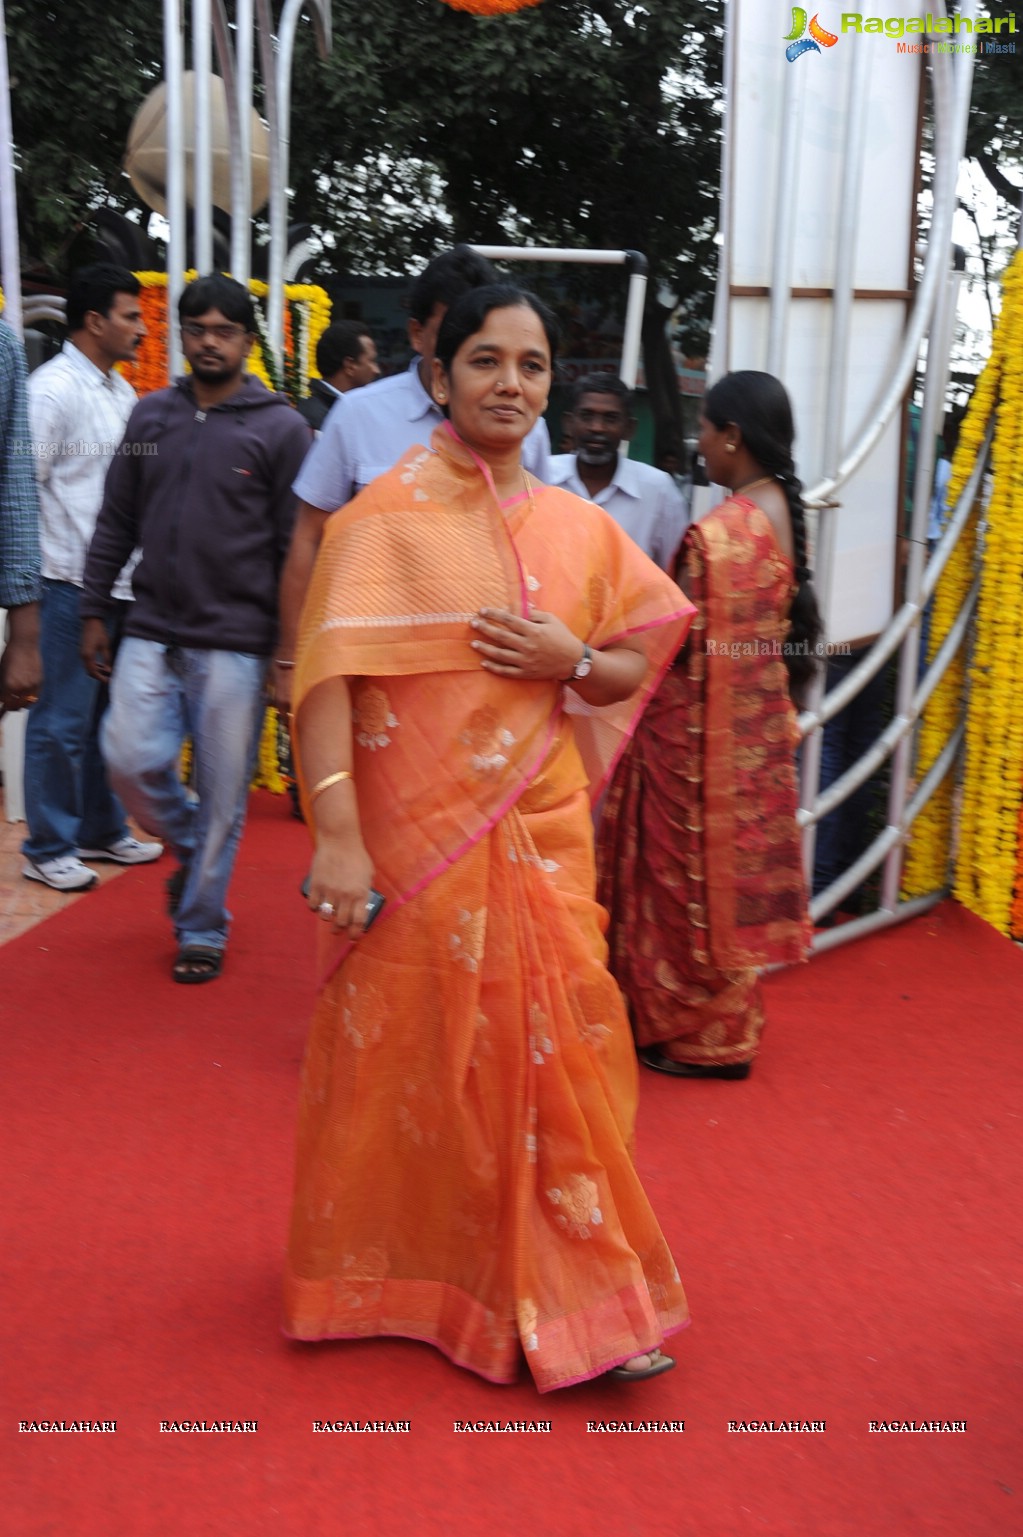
785,8,839,60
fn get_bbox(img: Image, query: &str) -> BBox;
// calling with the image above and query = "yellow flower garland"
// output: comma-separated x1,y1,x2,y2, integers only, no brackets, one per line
902,249,1023,934
954,252,1023,933
120,273,332,399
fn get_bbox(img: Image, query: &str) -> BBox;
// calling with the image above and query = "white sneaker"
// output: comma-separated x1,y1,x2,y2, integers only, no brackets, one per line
23,855,100,891
77,836,164,865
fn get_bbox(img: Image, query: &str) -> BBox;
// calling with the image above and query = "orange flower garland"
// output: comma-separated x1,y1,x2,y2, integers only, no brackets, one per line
118,273,331,401
438,0,543,13
120,272,330,794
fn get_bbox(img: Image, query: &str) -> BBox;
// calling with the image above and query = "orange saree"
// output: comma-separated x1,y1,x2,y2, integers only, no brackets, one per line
597,496,811,1067
283,427,695,1391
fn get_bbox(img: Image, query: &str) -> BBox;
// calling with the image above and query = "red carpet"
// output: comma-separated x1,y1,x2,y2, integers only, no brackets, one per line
3,792,1020,1536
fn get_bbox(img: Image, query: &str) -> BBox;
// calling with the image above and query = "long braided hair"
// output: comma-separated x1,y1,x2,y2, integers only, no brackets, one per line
703,370,823,702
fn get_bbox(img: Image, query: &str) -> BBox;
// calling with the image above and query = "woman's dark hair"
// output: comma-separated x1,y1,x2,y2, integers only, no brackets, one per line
178,272,257,333
434,284,560,375
703,369,823,701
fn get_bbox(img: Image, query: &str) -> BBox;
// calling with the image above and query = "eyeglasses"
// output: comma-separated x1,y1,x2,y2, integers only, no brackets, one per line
181,322,248,341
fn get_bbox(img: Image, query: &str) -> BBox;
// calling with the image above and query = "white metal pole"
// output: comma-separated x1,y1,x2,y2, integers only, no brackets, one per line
706,0,737,382
233,0,253,284
619,264,647,391
765,59,805,377
164,0,187,376
192,0,213,273
880,3,976,911
798,29,872,881
0,0,22,336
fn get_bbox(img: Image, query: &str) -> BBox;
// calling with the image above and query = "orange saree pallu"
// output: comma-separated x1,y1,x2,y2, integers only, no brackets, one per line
597,497,811,1067
283,428,695,1390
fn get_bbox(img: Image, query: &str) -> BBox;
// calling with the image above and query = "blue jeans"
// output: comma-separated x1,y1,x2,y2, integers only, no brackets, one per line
812,648,889,901
22,578,129,863
101,639,269,951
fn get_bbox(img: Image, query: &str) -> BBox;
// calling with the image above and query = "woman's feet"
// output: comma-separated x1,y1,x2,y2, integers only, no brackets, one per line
639,1047,751,1080
606,1348,676,1382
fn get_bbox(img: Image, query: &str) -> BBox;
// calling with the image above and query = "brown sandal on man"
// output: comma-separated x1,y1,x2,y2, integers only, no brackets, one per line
172,944,224,984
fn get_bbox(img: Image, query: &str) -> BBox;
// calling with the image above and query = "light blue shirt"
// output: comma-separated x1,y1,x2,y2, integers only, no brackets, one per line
547,453,690,571
294,357,552,510
927,456,952,543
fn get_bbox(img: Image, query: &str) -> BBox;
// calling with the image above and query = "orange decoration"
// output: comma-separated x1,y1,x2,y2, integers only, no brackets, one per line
439,0,543,14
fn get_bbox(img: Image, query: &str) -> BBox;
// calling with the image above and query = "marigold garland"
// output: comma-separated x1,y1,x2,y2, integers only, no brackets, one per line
439,0,542,12
118,272,331,404
902,249,1023,937
125,270,328,795
954,250,1023,935
179,707,286,795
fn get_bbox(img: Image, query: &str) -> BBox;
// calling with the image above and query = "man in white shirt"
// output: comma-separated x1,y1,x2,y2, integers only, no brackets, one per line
548,374,690,572
274,245,551,710
22,263,162,890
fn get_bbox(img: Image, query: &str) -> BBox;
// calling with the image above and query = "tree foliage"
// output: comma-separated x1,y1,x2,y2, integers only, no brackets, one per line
7,1,162,275
290,0,722,340
962,0,1023,215
7,0,724,446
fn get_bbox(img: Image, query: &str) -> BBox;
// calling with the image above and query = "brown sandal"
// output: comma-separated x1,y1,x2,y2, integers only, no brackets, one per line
172,944,224,984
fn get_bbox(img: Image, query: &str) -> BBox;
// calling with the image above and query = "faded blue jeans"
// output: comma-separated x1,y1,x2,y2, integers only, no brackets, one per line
22,578,129,863
101,638,269,952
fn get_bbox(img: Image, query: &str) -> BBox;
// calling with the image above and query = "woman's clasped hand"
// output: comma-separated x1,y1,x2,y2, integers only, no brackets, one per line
470,607,584,681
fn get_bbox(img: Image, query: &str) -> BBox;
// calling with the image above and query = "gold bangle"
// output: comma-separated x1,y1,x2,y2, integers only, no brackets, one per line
309,770,354,804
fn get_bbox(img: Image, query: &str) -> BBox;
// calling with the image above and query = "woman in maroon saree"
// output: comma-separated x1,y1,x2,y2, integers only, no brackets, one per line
597,372,820,1078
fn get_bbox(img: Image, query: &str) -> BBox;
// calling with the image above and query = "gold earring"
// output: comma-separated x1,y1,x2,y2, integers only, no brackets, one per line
726,443,736,453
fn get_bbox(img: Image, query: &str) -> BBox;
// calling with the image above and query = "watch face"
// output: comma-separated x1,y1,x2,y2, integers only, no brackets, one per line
575,650,593,678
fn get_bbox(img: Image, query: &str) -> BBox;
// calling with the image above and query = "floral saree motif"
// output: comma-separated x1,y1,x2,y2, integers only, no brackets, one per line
597,496,812,1066
283,428,695,1390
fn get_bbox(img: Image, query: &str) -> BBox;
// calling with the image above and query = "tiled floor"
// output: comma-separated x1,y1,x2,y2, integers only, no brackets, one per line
0,789,128,947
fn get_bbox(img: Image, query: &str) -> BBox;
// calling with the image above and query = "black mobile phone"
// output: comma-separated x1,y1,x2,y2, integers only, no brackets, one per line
300,876,386,932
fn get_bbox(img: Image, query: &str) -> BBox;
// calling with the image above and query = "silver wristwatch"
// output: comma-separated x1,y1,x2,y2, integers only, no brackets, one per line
570,643,593,680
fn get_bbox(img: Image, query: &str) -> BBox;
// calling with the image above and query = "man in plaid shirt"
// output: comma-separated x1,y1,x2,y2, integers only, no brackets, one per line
0,318,42,714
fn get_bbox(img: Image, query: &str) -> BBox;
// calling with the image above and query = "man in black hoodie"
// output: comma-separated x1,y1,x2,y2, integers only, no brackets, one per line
81,274,312,983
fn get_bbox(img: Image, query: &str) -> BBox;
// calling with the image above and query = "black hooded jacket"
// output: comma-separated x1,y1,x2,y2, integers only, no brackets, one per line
82,375,312,654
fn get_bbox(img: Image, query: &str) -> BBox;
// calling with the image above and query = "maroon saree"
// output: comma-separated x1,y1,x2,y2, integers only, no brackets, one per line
596,496,811,1066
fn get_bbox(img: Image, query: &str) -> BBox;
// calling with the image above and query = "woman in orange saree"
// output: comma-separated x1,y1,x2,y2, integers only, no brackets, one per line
283,286,695,1390
597,372,818,1079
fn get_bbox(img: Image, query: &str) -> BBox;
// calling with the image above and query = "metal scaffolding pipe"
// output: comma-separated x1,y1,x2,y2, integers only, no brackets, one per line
765,61,805,377
796,423,990,736
801,572,978,827
810,891,945,953
192,0,214,273
233,0,253,283
798,32,871,875
803,8,964,508
881,4,978,912
0,0,22,335
163,0,187,376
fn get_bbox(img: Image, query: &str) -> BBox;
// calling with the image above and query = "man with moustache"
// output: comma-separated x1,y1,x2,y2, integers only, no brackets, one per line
548,374,689,572
21,263,163,891
81,274,312,982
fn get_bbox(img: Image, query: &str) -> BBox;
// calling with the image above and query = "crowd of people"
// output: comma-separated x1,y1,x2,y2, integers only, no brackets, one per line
0,242,822,1393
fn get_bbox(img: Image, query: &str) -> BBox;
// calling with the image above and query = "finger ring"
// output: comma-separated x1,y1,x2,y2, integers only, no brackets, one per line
317,901,335,919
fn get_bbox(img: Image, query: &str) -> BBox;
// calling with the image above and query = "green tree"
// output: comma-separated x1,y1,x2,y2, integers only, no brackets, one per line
963,0,1023,214
6,0,724,451
289,0,723,453
7,1,162,275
